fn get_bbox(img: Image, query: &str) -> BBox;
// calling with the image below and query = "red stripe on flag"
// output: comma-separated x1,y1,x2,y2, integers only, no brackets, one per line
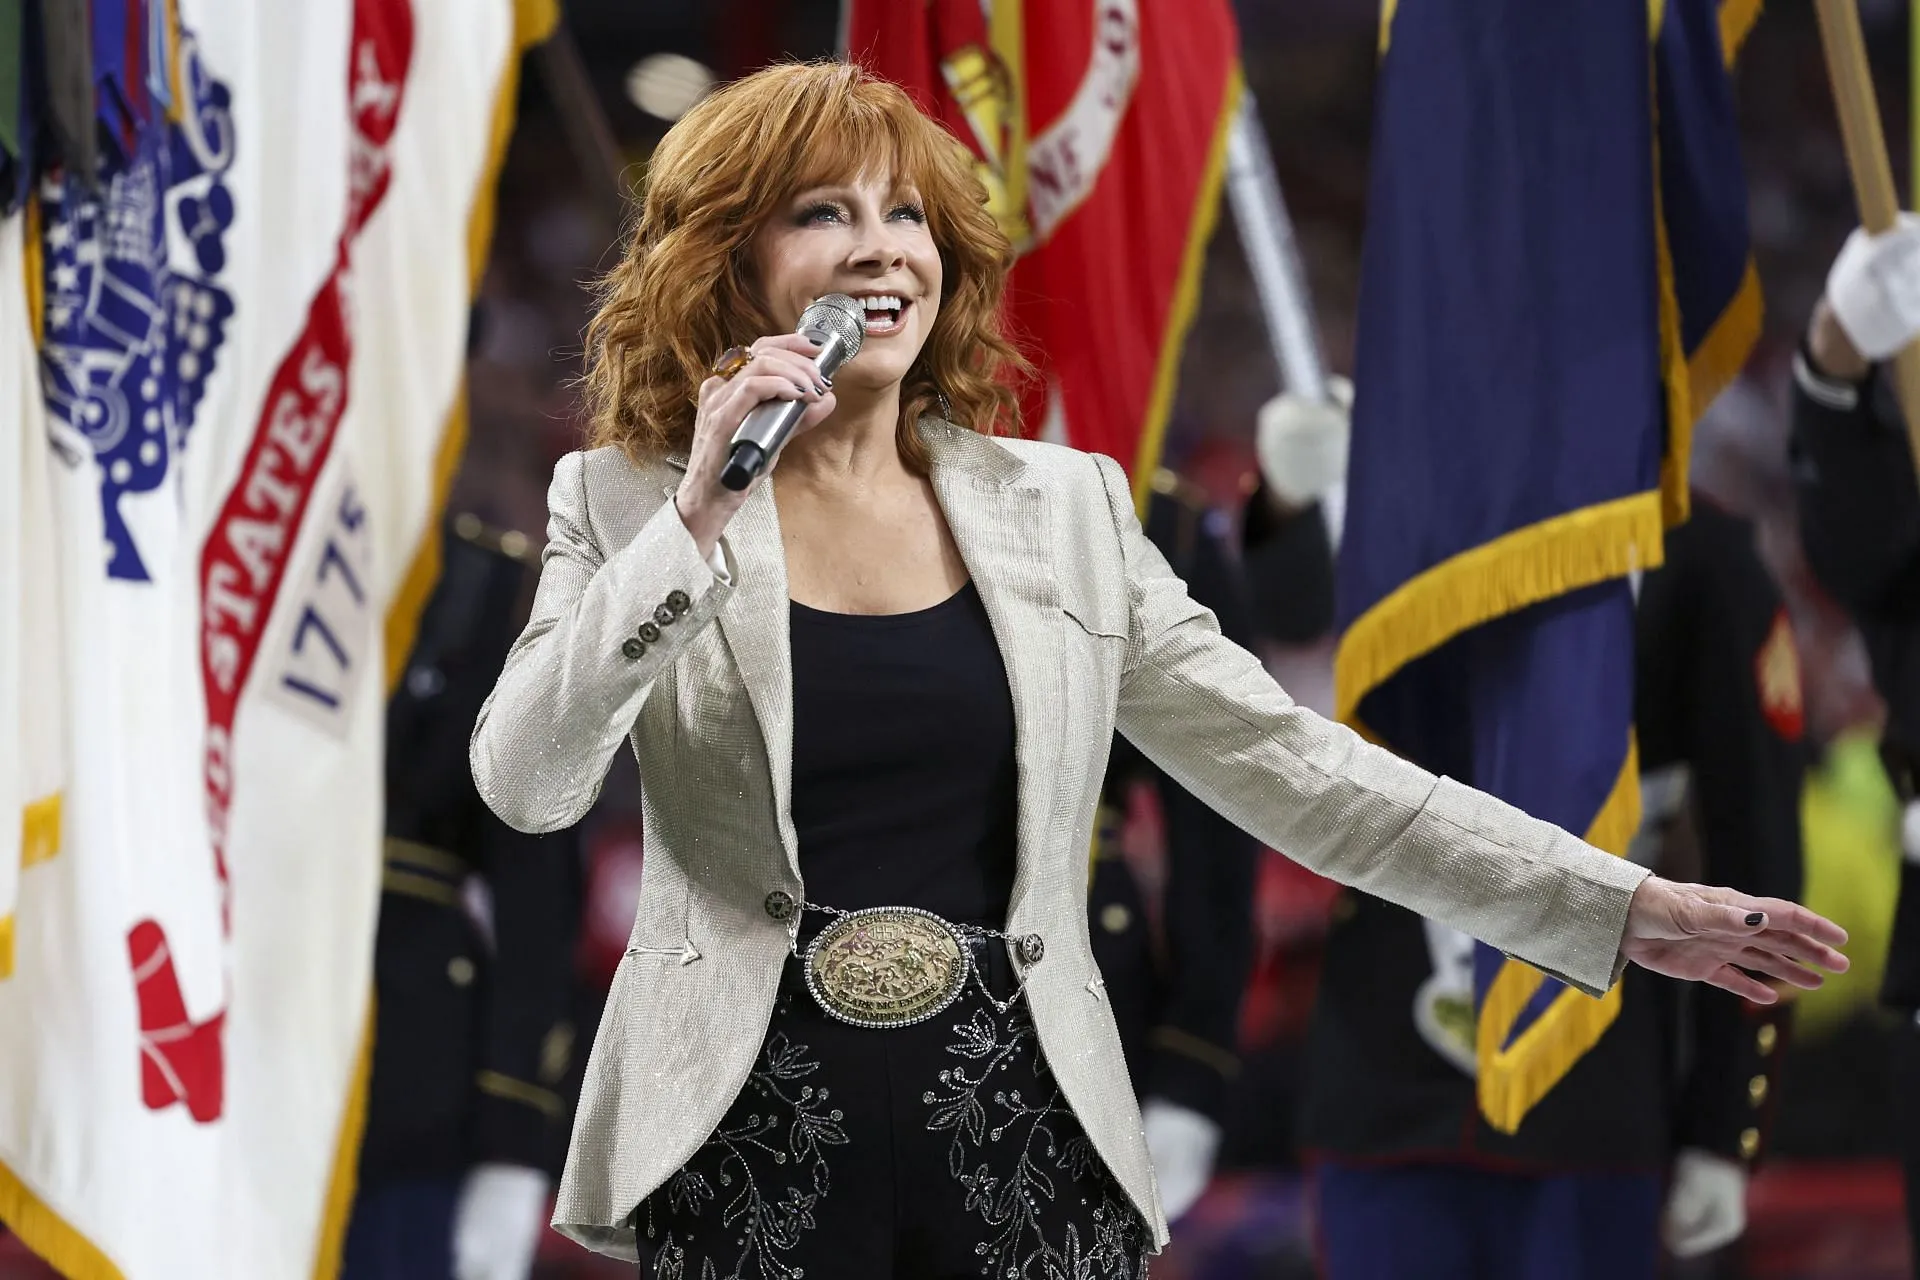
132,0,416,1125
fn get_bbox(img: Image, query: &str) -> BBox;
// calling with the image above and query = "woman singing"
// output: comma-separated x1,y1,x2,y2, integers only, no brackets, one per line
471,61,1846,1279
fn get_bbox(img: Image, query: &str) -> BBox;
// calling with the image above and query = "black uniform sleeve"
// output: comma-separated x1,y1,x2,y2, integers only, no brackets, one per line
1791,352,1920,1012
371,526,586,1181
1131,489,1261,1120
469,813,583,1171
1637,504,1804,1163
1240,480,1336,644
1790,355,1920,622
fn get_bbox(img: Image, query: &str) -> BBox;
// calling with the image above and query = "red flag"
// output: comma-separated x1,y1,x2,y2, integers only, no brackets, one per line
844,0,1240,505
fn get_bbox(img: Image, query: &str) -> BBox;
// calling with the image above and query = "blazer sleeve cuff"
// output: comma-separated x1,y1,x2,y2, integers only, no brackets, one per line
1414,777,1648,997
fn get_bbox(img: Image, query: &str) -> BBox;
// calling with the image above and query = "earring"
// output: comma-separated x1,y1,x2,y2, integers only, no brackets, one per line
935,388,954,421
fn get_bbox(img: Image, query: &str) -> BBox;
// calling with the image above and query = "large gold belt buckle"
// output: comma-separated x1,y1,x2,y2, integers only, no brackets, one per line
802,907,971,1029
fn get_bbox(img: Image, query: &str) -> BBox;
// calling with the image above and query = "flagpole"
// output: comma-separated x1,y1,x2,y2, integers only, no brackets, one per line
533,22,629,233
1812,0,1920,477
1224,93,1326,403
1223,91,1346,543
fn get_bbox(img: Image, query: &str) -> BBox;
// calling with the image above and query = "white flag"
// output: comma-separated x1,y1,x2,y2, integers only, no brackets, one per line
0,2,550,1275
0,212,67,986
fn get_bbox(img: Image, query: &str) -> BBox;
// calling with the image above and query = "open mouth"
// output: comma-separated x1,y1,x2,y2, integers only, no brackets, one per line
857,294,910,335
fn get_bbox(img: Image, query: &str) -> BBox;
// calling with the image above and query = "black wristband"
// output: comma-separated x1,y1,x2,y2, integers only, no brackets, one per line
1800,328,1871,387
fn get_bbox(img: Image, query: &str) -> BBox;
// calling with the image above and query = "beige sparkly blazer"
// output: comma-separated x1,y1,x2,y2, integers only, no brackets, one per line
470,419,1650,1261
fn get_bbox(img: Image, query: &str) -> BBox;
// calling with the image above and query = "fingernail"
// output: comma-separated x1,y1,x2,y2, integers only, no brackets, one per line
822,374,834,388
1746,912,1765,927
814,380,828,395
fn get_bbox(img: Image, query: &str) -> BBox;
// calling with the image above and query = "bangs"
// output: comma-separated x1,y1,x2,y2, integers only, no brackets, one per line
747,65,968,213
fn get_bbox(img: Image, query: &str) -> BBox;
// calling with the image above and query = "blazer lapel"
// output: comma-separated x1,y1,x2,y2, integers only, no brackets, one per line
670,425,1064,905
924,423,1062,930
671,475,803,883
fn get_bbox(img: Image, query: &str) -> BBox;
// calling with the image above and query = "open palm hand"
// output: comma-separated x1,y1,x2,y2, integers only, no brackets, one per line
1622,878,1849,1003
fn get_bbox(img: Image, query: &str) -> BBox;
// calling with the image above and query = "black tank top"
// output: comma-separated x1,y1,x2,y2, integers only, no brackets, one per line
788,581,1018,928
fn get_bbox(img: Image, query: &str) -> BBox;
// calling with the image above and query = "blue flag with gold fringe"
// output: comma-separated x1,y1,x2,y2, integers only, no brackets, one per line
1334,0,1759,1134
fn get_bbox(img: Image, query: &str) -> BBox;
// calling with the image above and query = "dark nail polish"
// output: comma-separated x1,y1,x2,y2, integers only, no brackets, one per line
822,374,834,388
1745,912,1765,927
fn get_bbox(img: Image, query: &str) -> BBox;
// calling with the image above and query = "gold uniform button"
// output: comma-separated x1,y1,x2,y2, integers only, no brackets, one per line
447,956,476,987
1748,1074,1769,1106
1100,903,1133,934
1756,1023,1778,1055
1739,1127,1761,1159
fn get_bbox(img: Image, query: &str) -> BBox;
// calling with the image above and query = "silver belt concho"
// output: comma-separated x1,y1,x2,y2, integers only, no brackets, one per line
798,905,1042,1029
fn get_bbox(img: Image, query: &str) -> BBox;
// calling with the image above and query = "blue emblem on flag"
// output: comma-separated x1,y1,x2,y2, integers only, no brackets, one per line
38,33,236,582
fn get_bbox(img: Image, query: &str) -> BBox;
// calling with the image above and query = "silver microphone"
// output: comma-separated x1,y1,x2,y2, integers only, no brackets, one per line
720,293,866,491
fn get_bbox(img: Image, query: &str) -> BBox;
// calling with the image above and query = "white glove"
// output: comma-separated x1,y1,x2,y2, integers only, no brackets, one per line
452,1163,552,1280
1901,799,1920,865
1825,214,1920,361
1255,375,1353,509
1141,1099,1221,1224
1661,1148,1748,1258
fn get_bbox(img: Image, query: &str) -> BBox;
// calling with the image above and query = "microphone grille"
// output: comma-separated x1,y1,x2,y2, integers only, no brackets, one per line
800,293,866,359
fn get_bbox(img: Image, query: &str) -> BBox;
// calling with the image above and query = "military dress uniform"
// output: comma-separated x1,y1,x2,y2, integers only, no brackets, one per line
1790,346,1920,1261
1089,471,1262,1126
1302,496,1805,1280
343,519,585,1278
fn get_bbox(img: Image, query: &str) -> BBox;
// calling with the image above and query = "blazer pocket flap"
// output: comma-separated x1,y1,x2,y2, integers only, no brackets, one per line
1060,589,1128,641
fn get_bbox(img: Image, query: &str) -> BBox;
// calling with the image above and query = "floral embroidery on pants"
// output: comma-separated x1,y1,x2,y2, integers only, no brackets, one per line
925,1004,1148,1279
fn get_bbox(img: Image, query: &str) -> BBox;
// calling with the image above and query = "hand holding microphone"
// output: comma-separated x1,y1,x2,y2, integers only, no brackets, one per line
677,295,865,556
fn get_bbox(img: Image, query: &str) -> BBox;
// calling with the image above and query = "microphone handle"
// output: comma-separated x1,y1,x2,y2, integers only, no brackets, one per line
719,402,802,491
720,331,852,492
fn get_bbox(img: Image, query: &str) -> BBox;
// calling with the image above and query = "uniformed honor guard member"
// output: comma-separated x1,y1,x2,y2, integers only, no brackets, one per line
1790,214,1920,1265
1091,465,1263,1224
1097,384,1357,1223
343,518,585,1280
1304,494,1807,1278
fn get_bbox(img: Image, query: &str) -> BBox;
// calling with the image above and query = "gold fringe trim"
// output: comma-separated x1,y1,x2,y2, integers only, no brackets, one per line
382,0,556,693
383,385,467,693
1130,66,1242,516
0,915,12,980
1379,0,1400,55
163,0,187,124
23,194,42,350
1720,0,1762,64
0,1158,128,1279
1333,491,1665,725
1474,738,1640,1133
335,5,558,1276
990,0,1027,234
1477,971,1624,1134
1582,734,1644,859
21,793,61,867
1653,6,1765,529
1685,258,1763,427
1652,113,1694,529
309,1003,373,1280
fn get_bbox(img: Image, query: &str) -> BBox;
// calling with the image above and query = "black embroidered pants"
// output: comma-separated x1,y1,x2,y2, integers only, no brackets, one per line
634,942,1151,1280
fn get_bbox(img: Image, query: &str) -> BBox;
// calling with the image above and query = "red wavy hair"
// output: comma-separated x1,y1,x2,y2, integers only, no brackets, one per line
583,60,1029,467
